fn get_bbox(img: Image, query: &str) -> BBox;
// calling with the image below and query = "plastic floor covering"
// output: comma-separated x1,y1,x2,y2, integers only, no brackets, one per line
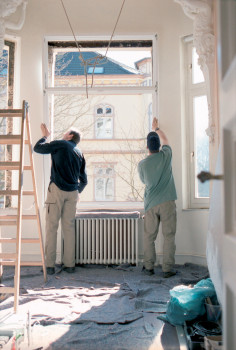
0,263,209,350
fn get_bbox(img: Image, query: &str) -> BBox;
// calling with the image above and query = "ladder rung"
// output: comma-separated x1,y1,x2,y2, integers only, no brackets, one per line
0,215,37,220
0,238,40,243
0,238,16,243
0,221,17,226
0,161,20,170
0,261,43,266
0,162,32,170
0,136,29,145
0,190,34,196
0,109,22,116
0,135,20,144
0,253,17,259
24,166,32,170
0,287,15,294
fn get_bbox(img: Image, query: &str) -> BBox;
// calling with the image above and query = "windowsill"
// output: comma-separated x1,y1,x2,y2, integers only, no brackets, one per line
182,208,209,212
77,201,144,213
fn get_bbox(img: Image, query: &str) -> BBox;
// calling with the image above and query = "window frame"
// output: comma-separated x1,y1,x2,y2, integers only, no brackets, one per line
44,35,157,96
43,35,158,209
184,37,210,209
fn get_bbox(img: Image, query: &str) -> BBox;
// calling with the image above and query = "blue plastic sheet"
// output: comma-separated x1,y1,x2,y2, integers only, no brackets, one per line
164,278,217,326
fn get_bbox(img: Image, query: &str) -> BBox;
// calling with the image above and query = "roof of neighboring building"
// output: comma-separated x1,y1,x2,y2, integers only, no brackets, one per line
55,51,139,76
135,57,151,69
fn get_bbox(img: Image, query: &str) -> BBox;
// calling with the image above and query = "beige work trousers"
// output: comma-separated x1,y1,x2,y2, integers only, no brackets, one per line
144,200,176,272
45,182,78,268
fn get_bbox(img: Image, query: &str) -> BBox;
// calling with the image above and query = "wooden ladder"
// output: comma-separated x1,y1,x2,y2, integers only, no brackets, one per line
0,100,47,312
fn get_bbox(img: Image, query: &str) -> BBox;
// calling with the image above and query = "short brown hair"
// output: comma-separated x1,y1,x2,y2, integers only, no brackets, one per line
69,128,81,144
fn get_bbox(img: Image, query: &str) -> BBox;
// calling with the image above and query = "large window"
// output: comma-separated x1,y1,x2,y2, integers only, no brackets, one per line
0,41,15,208
184,39,210,208
45,36,157,209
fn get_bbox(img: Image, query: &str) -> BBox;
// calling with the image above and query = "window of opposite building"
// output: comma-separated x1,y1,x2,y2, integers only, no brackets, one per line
95,104,113,139
94,164,115,201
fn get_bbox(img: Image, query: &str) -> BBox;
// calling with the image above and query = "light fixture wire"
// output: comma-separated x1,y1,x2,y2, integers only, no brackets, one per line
60,0,126,97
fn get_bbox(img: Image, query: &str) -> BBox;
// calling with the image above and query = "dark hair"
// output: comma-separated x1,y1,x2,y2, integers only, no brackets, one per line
69,128,81,144
147,131,160,153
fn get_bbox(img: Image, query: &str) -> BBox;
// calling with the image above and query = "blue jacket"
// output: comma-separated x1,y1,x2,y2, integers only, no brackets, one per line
34,137,87,193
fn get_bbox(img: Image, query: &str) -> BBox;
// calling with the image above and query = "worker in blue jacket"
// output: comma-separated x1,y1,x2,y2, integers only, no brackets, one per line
34,123,87,275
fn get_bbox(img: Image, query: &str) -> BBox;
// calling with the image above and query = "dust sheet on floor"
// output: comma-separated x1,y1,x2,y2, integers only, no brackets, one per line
0,263,209,350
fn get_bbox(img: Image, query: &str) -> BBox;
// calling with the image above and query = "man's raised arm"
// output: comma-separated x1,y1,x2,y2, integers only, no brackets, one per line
152,117,169,146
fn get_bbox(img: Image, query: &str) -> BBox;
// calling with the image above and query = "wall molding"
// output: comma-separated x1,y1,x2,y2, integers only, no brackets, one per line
175,0,217,145
0,0,27,56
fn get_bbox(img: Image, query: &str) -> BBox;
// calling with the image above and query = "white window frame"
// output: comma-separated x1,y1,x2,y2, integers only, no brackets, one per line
183,37,210,209
43,35,158,209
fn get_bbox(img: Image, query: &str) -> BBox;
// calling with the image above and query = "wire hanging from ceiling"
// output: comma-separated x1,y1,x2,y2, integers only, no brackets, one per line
60,0,126,98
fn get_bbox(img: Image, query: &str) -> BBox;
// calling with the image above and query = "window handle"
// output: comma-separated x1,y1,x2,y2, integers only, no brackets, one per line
190,151,194,162
197,171,224,183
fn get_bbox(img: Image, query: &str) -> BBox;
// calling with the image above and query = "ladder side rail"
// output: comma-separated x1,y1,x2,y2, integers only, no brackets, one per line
14,100,27,312
25,109,47,282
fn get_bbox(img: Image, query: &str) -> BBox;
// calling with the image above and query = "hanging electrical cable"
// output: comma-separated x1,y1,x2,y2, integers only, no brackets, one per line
60,0,126,97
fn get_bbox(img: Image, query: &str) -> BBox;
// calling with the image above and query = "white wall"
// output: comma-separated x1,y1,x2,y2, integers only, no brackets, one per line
6,0,209,265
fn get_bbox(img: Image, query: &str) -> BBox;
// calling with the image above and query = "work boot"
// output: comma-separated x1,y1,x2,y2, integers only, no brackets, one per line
46,267,55,275
142,266,154,276
63,266,75,273
163,270,176,278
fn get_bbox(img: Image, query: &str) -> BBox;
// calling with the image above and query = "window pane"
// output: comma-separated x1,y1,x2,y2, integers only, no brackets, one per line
96,117,112,139
0,43,16,208
48,41,152,88
87,67,104,74
194,95,209,198
0,117,7,135
0,48,9,108
97,108,103,114
49,93,150,203
148,103,152,131
106,107,112,114
95,178,104,200
106,167,113,175
94,172,114,201
192,47,204,84
105,178,114,200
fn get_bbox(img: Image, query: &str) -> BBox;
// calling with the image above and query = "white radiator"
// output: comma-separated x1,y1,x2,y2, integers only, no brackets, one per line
75,212,140,266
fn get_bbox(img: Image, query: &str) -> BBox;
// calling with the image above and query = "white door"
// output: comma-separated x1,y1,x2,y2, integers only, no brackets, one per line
218,1,236,349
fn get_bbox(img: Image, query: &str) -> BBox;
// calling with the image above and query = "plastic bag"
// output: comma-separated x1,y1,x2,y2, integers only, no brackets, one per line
165,278,217,326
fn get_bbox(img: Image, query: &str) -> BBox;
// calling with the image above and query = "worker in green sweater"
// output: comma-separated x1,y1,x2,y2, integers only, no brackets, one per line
138,117,177,278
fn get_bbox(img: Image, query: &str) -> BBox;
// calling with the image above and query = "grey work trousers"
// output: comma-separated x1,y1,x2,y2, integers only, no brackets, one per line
144,200,177,272
45,182,78,268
